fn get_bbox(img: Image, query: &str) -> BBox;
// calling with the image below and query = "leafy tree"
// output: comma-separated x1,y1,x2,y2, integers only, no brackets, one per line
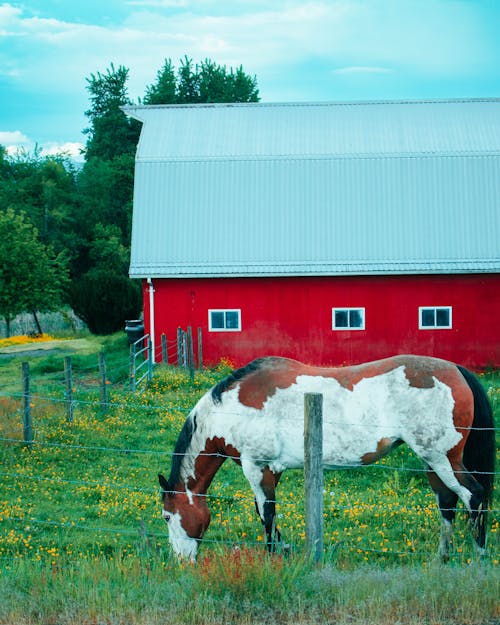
0,209,69,336
0,148,81,260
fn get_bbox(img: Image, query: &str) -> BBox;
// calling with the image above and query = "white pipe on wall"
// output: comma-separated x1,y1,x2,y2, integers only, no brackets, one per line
147,277,155,363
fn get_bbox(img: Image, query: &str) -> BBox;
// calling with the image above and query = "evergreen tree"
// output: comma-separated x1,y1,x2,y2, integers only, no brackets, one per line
143,59,177,104
143,57,260,105
84,63,141,160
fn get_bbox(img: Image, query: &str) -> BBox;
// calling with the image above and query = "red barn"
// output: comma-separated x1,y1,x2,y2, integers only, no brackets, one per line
126,100,500,369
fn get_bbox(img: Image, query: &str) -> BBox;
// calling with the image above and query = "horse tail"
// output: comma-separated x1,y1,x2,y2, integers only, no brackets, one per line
457,365,495,507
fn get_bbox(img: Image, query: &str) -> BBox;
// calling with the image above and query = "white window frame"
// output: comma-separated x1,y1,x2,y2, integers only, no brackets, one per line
332,307,366,331
418,306,452,329
208,309,242,332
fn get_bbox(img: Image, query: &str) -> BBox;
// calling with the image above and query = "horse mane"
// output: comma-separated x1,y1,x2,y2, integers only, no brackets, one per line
165,413,197,492
211,357,268,404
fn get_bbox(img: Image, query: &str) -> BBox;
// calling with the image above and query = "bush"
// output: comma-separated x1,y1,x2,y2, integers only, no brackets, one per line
71,269,142,334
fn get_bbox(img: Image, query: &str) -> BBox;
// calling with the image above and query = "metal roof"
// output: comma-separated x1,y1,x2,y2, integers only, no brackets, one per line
126,99,500,278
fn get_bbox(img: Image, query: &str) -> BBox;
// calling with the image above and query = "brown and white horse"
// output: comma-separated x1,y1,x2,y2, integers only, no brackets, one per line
158,355,494,561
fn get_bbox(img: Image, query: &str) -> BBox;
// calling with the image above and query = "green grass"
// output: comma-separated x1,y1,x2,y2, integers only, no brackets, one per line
0,338,498,624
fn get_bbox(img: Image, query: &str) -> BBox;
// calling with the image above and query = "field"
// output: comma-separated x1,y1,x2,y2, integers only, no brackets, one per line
0,333,499,624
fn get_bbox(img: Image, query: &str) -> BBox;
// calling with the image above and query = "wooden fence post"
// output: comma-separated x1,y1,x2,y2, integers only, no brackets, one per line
161,334,168,364
304,392,324,563
177,328,183,367
98,352,108,411
187,326,195,381
21,362,33,445
64,356,74,423
197,327,203,370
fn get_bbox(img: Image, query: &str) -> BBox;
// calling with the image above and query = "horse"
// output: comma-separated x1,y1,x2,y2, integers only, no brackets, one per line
158,355,495,561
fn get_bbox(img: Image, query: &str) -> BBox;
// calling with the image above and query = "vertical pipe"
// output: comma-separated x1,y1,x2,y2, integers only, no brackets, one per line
147,278,155,364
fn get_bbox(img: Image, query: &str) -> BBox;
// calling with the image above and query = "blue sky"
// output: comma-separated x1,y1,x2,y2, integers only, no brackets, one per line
1,0,499,160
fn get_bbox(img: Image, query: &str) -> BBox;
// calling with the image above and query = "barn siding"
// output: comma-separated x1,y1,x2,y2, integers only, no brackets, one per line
143,274,500,369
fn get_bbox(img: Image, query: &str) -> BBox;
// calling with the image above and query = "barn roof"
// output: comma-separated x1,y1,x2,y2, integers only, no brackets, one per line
126,99,500,278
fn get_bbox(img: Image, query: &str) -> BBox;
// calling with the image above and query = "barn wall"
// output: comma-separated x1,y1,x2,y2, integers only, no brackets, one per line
143,274,500,370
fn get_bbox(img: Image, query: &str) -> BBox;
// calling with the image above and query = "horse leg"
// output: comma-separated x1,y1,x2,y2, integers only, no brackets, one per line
426,471,459,561
242,459,281,551
259,469,282,551
422,452,487,557
452,462,488,557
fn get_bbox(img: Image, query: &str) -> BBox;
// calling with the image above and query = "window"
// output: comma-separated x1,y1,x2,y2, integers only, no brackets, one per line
209,309,241,332
332,308,365,330
419,306,452,329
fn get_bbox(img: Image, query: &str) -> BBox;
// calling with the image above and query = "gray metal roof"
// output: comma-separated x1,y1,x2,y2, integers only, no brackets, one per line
126,100,500,278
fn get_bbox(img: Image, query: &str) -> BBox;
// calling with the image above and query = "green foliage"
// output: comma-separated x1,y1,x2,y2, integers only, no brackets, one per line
84,63,142,161
0,209,69,334
144,56,260,104
0,56,260,337
0,148,81,261
70,268,142,334
143,58,177,104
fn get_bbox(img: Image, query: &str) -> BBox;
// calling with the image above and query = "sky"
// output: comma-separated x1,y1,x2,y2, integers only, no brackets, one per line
0,0,499,161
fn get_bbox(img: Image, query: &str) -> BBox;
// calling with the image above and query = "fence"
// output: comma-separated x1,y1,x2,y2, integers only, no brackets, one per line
1,364,499,564
130,327,203,389
0,390,499,559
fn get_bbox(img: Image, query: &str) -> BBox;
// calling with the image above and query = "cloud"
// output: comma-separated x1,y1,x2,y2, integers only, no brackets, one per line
0,130,30,145
1,131,85,162
0,0,498,147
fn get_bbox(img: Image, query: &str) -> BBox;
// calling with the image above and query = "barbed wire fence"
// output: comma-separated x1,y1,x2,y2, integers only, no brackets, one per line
0,355,499,563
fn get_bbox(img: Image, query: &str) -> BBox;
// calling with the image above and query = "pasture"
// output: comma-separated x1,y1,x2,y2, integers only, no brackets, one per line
0,334,498,624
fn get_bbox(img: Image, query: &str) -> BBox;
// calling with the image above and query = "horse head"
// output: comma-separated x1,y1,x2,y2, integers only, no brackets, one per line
158,473,210,560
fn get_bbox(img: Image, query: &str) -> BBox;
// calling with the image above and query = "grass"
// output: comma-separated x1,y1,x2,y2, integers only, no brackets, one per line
0,334,498,624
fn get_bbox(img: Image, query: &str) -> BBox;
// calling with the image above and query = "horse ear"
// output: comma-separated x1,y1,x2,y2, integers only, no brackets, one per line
158,473,169,493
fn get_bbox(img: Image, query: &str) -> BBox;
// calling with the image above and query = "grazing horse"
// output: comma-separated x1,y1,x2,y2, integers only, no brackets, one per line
158,355,494,561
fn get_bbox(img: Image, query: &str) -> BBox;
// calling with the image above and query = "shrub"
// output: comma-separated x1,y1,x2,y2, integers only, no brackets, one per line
71,269,142,334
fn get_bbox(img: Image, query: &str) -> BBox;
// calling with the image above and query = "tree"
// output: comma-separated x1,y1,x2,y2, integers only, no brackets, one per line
143,59,177,105
0,148,81,268
143,56,260,105
84,63,141,161
0,209,69,336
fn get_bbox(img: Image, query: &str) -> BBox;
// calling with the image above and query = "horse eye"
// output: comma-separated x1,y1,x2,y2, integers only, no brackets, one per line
163,513,171,523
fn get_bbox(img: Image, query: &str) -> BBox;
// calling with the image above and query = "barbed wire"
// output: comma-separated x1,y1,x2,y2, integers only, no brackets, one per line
1,515,494,562
2,389,499,433
2,469,500,513
1,435,499,475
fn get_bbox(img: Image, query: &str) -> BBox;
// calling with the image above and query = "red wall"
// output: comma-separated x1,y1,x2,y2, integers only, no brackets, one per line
143,274,500,370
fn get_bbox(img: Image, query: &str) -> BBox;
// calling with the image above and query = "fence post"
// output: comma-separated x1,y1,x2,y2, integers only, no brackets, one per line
98,352,108,411
161,334,168,364
304,392,323,563
182,331,187,368
21,362,33,445
197,327,203,370
130,342,136,392
64,356,74,423
177,328,183,367
187,326,195,381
